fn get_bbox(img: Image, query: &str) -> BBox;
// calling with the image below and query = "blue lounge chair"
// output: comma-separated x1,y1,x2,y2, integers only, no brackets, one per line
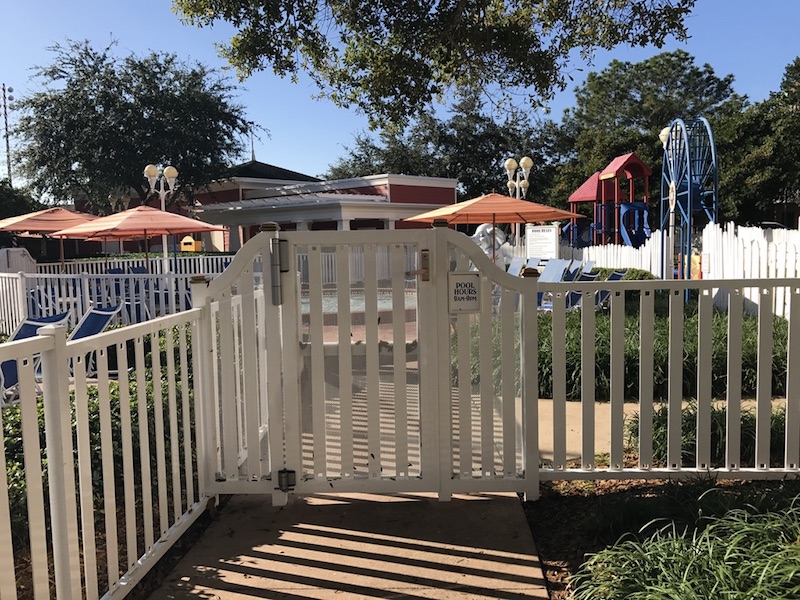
536,259,572,306
507,257,526,277
596,269,628,308
1,311,70,403
69,303,123,376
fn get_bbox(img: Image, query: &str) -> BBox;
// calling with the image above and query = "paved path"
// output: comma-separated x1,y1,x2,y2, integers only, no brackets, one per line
147,492,549,599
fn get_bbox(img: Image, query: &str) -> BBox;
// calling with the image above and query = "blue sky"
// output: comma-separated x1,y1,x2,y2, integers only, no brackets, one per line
1,1,799,180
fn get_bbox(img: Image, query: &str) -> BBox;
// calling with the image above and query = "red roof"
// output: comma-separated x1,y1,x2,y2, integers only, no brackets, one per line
568,172,601,203
599,152,652,180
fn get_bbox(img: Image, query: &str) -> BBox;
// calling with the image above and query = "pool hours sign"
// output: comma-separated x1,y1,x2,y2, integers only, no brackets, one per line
448,272,481,313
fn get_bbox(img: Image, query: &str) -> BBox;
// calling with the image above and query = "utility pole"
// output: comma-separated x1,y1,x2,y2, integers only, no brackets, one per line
2,83,13,186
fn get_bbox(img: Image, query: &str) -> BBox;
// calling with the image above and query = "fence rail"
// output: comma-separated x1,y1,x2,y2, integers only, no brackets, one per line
3,226,800,600
0,309,208,599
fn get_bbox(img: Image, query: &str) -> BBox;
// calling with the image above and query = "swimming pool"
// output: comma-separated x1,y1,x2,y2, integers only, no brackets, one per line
300,291,417,313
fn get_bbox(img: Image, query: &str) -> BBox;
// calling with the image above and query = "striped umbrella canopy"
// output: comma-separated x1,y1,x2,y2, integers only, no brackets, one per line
52,205,225,271
0,207,98,268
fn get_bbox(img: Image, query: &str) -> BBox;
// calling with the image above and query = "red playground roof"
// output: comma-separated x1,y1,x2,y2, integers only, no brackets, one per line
600,152,652,180
568,172,601,203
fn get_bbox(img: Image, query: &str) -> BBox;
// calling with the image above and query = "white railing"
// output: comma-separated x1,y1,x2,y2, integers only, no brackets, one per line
36,254,234,276
563,229,664,276
3,227,800,599
0,309,208,599
0,273,25,335
703,222,800,318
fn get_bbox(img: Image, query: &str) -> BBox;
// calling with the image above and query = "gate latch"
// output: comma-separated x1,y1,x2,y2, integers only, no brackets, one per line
406,249,430,281
277,468,296,492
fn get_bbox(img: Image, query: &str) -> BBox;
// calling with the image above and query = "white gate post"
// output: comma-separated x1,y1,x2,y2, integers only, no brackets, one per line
16,271,27,318
425,219,452,500
190,274,215,500
38,324,81,599
260,222,290,506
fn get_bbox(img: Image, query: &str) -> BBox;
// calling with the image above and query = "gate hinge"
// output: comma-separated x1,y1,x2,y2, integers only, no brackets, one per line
277,468,296,492
270,238,288,305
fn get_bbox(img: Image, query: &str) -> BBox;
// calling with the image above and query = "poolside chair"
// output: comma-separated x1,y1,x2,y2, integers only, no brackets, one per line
507,257,526,277
68,303,123,376
595,269,628,309
1,311,70,404
125,266,153,322
536,258,572,306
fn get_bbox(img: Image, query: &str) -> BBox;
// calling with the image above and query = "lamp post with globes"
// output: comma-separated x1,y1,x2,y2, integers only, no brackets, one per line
504,156,533,244
143,164,178,273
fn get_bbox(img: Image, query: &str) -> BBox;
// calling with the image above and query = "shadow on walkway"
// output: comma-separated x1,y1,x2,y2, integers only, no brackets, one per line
147,492,549,599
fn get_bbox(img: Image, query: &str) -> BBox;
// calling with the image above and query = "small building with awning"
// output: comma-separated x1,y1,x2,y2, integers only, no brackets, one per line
194,164,457,250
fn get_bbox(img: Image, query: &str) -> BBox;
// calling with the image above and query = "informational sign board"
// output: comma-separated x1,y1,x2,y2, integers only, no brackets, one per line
448,272,481,313
525,224,559,259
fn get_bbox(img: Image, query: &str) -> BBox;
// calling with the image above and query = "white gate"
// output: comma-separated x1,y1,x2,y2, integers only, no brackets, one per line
194,225,541,504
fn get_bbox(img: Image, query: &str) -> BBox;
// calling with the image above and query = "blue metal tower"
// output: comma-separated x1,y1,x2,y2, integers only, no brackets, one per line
659,118,719,279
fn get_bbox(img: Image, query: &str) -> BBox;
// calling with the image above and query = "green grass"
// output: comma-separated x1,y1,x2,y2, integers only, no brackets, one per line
569,486,800,599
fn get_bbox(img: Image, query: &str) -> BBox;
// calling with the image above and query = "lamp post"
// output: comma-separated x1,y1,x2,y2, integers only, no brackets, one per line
143,163,178,273
504,156,533,244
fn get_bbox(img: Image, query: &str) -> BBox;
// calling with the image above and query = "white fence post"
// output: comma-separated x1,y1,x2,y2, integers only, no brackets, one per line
38,324,81,599
190,274,214,500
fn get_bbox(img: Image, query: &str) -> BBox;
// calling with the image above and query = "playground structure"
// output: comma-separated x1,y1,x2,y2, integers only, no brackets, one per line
659,117,719,279
566,152,653,249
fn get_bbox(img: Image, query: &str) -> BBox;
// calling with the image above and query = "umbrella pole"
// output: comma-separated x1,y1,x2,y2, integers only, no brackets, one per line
59,238,65,273
144,230,150,273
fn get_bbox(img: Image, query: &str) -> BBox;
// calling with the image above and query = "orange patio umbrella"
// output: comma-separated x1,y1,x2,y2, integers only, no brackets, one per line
52,205,225,271
405,193,582,263
404,193,579,225
0,207,98,269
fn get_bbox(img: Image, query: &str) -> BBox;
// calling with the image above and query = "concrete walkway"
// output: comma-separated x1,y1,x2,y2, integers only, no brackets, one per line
147,492,549,599
146,400,643,599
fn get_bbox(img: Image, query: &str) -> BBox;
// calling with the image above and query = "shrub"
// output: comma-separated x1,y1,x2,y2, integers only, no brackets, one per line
626,401,787,469
452,292,789,401
570,495,800,599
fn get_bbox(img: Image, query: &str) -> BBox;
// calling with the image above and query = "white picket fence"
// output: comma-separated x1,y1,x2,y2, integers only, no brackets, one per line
562,229,665,276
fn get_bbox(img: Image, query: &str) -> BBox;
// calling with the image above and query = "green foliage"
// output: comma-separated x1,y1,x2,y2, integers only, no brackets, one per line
175,0,694,128
326,94,551,201
14,39,251,212
547,50,741,207
627,401,788,469
2,326,195,548
453,289,788,402
0,179,42,246
570,491,800,599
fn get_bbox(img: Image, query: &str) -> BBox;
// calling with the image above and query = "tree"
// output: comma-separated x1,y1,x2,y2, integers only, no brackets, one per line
545,50,741,210
0,179,41,246
714,57,800,224
14,40,251,212
174,0,695,128
326,94,553,201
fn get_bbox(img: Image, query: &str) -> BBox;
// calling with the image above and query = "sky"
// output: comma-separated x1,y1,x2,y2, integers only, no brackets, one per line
1,0,799,181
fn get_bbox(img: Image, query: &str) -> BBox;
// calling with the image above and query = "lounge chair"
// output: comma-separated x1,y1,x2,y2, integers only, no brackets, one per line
507,257,526,277
1,311,70,404
596,269,628,308
536,259,572,306
69,303,123,376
